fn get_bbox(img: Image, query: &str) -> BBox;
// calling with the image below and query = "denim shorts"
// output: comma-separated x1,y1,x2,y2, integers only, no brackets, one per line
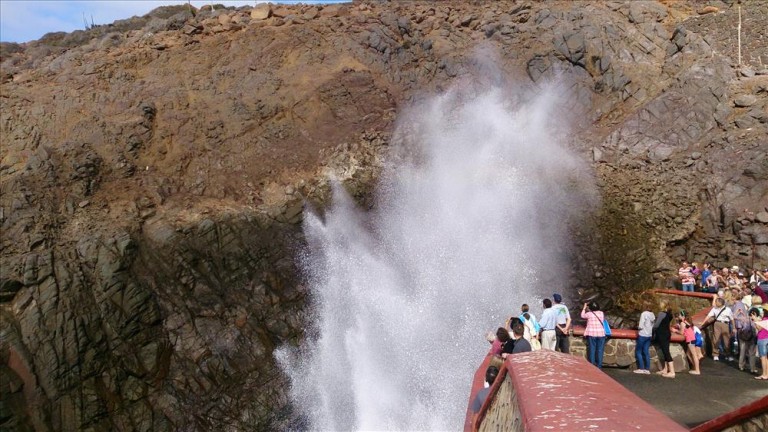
758,339,768,357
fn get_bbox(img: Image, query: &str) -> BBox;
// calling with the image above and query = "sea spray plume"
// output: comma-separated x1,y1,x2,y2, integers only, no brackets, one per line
276,81,597,430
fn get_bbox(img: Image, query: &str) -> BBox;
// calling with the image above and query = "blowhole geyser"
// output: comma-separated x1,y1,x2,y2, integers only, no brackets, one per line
276,82,597,430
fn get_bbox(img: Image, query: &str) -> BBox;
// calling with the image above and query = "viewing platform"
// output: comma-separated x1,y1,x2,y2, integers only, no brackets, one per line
466,350,686,431
466,289,768,431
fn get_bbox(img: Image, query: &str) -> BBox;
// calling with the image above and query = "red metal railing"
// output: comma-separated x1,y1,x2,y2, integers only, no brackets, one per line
690,395,768,432
652,289,717,300
571,325,686,342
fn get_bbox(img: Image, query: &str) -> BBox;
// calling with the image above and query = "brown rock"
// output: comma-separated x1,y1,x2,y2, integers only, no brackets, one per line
235,315,248,328
272,7,292,19
319,4,344,17
303,7,319,20
250,4,271,20
217,13,231,26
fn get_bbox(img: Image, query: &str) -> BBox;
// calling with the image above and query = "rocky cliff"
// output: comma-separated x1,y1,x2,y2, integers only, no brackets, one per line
1,1,767,430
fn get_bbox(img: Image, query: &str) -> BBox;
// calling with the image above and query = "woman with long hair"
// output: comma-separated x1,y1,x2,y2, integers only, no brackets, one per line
653,300,675,378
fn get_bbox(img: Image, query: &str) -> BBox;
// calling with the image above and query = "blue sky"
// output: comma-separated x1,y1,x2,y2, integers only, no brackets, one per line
0,1,347,43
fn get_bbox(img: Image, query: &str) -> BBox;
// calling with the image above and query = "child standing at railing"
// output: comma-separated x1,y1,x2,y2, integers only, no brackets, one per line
673,311,701,375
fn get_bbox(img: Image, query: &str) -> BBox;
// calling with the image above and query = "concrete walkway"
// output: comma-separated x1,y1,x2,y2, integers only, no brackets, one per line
604,359,768,428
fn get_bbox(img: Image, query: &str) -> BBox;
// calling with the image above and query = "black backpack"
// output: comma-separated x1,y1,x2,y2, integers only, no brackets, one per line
738,323,756,342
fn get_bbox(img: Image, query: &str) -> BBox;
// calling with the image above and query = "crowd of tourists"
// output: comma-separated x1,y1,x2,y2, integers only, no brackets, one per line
674,263,768,380
678,261,766,293
474,293,582,413
484,293,610,371
472,267,768,413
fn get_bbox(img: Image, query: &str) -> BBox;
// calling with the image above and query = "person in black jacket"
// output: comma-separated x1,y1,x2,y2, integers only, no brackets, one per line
653,300,675,378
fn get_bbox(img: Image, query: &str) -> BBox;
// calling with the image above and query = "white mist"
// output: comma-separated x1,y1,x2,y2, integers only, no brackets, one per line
276,81,597,430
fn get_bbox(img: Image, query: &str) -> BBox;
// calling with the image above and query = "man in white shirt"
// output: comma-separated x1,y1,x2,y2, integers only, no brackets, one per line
707,297,735,361
539,298,558,351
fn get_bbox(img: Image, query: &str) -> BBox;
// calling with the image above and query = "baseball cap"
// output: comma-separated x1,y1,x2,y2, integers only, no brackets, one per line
553,293,562,303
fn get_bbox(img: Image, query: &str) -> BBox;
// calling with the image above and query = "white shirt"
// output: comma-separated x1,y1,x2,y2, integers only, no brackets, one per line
707,306,733,323
639,311,655,337
553,304,570,325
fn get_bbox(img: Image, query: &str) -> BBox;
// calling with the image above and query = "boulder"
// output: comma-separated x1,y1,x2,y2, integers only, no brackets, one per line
250,4,271,20
303,7,319,20
734,94,758,107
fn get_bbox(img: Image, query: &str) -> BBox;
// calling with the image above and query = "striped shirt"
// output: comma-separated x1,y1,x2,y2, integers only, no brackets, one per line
679,266,695,285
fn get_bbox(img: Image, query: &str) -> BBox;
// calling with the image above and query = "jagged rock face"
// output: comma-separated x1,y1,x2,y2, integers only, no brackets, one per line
0,1,767,429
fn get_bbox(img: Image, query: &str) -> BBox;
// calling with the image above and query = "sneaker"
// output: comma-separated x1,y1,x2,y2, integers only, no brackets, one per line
643,370,651,374
726,356,735,362
689,370,700,375
633,369,646,374
713,356,719,361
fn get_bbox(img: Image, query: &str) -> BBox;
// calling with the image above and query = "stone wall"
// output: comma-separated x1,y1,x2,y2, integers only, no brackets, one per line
722,411,768,432
569,336,690,372
723,413,768,432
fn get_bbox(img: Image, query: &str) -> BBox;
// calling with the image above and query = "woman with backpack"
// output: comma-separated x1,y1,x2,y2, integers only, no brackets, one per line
735,296,758,374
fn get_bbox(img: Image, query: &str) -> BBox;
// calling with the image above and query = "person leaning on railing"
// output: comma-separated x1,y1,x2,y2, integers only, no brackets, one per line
653,301,675,378
672,311,701,375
